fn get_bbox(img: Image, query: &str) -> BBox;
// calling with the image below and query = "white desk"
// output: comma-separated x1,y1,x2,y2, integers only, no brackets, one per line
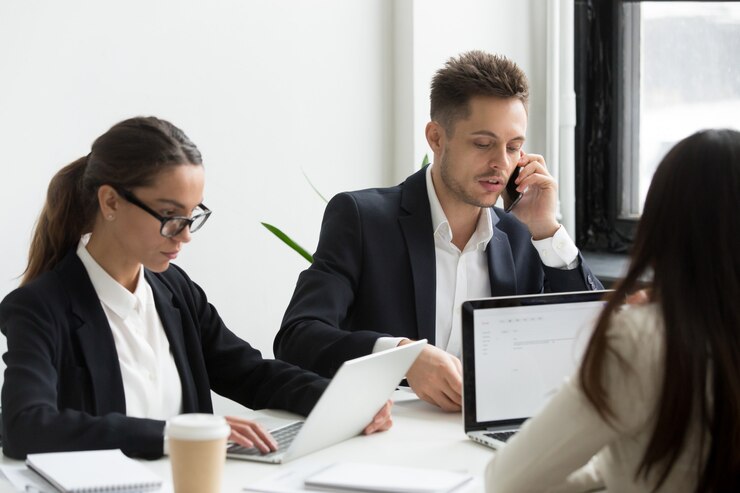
0,391,494,492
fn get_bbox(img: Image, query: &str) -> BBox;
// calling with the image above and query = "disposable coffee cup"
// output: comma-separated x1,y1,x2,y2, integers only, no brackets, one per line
165,414,231,493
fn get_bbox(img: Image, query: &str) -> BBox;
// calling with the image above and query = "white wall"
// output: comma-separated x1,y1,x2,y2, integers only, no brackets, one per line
394,0,548,181
0,0,550,414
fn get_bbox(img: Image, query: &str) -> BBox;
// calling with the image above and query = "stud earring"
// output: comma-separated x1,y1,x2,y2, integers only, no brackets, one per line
107,215,114,220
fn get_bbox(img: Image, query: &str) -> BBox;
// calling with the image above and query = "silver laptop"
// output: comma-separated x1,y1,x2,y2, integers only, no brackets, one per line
227,339,426,463
462,291,610,449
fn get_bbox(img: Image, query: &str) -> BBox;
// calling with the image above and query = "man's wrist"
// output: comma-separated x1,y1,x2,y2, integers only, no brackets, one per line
374,337,406,353
531,225,579,269
529,221,561,241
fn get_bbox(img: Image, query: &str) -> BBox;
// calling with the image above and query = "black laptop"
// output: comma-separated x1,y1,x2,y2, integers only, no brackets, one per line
462,290,611,449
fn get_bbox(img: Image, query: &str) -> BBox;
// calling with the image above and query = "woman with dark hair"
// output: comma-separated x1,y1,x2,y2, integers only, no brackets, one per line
0,116,391,460
485,129,740,492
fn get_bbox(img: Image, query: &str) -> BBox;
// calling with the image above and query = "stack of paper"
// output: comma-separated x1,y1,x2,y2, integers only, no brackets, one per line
245,462,473,493
305,462,473,493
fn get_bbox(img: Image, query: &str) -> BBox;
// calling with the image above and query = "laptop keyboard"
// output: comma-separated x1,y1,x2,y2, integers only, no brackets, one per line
227,421,304,457
484,431,516,443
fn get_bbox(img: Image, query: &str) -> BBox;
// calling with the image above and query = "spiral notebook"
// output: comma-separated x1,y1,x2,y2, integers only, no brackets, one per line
26,449,162,493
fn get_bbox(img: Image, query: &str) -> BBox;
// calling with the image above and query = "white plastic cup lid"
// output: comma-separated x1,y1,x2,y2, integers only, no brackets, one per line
165,414,230,441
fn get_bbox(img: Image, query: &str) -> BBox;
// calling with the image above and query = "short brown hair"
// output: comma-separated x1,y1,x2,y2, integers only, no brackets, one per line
430,50,529,133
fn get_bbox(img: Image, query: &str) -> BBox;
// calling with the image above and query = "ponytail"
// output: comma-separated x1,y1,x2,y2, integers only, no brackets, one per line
22,156,95,285
21,116,204,285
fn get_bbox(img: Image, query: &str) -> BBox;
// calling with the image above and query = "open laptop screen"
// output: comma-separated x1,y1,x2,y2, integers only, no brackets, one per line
462,291,610,430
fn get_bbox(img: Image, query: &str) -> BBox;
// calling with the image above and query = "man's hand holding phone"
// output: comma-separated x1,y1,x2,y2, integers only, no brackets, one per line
505,151,560,240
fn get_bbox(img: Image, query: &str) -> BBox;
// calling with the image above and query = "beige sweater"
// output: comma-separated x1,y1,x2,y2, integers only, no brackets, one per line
485,303,705,492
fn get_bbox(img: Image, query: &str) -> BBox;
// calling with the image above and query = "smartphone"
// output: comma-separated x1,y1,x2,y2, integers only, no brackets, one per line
504,166,522,213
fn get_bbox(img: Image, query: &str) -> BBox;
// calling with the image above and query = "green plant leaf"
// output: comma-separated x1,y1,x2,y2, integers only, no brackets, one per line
261,222,314,263
421,154,430,167
301,168,329,204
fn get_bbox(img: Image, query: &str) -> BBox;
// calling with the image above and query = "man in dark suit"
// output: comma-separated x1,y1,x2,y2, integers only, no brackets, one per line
275,51,602,411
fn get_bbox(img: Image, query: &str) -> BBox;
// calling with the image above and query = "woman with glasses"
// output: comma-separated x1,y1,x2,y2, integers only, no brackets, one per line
0,116,392,459
485,129,740,492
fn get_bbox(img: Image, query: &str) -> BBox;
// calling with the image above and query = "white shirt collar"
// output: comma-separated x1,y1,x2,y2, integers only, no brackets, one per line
425,164,493,250
76,234,148,320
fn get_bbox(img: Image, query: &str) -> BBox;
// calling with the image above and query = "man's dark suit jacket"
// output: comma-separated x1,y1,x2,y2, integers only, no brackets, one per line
275,166,602,378
0,251,328,460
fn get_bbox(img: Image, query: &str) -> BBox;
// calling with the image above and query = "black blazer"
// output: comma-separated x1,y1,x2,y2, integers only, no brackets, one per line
275,167,602,377
0,251,328,459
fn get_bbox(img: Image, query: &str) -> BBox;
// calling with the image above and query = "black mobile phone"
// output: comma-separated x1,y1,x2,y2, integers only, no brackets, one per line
504,166,522,213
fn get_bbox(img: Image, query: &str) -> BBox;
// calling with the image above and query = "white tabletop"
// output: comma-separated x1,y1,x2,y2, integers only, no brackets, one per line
0,391,494,492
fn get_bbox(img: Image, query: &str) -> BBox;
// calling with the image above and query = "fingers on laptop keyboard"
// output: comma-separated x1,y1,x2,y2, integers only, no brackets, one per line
225,416,278,452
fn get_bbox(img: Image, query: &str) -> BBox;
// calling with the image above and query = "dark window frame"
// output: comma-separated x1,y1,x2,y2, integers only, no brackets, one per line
574,0,739,254
575,0,635,253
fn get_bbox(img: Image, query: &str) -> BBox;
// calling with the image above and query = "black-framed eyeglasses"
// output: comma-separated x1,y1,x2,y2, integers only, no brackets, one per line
115,188,212,238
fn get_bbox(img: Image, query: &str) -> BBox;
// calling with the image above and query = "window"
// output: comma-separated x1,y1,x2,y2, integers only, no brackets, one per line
575,0,740,252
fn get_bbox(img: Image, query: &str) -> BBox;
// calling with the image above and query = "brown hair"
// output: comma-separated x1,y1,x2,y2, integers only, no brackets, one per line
430,50,529,134
580,129,740,491
22,116,202,285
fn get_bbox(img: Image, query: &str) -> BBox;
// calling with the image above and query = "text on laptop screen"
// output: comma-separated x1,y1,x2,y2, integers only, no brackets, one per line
473,300,604,422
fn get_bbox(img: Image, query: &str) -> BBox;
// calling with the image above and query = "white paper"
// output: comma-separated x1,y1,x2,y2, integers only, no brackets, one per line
243,462,474,493
243,463,328,493
304,463,473,493
0,464,53,492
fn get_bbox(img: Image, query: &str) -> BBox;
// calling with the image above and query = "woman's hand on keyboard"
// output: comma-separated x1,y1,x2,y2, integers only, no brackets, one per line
225,416,279,453
362,400,393,435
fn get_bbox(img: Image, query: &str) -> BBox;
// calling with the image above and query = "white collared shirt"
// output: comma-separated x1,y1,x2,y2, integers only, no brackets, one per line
426,166,493,357
373,165,579,357
77,235,182,420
